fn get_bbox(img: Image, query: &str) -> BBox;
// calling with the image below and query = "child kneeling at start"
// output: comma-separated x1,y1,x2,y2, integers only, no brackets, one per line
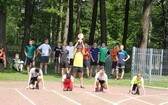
93,69,108,92
62,73,74,91
129,74,146,95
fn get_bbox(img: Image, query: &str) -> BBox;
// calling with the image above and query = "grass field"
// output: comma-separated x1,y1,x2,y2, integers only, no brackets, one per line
0,68,168,89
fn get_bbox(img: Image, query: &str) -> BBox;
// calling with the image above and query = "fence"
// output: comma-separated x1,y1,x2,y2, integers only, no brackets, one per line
131,47,168,82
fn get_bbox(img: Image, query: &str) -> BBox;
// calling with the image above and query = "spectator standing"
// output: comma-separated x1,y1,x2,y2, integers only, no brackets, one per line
83,42,90,78
37,38,52,75
0,47,7,70
66,42,74,74
53,43,61,74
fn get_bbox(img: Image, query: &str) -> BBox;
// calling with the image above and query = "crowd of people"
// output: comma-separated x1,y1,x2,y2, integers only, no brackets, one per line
0,35,145,95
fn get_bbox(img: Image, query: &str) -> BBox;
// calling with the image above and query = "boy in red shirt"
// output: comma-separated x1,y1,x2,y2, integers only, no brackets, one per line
62,73,74,91
0,48,7,70
83,43,90,78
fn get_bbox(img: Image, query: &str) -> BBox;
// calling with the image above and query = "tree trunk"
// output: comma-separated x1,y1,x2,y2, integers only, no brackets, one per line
57,0,63,43
100,0,107,44
21,0,34,59
122,0,130,49
75,0,81,36
139,0,153,48
68,0,73,43
0,11,7,50
89,0,98,45
63,6,69,45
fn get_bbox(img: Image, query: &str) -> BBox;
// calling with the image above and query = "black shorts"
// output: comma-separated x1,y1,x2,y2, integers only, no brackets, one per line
97,79,105,86
69,59,74,65
91,61,98,66
60,60,69,68
29,77,38,85
40,56,49,63
83,60,90,68
132,84,138,91
99,61,105,66
25,57,33,65
73,67,83,73
112,62,117,69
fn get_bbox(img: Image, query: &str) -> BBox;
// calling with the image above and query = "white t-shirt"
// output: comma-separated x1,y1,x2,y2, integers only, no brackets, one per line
38,43,51,56
30,68,43,77
66,46,74,59
95,72,108,81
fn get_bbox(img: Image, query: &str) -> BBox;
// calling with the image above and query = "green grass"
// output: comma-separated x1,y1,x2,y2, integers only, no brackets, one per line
0,68,168,88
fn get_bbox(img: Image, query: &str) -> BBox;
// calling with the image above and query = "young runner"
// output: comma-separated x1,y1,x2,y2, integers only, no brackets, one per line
129,74,146,95
93,69,108,92
62,73,74,91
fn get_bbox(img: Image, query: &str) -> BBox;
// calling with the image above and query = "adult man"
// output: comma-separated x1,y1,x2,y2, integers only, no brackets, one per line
66,42,74,73
37,38,52,75
98,43,110,69
59,45,70,76
116,45,130,79
0,48,6,70
53,43,61,74
27,67,45,89
130,74,145,95
109,43,119,78
24,40,36,74
93,69,108,92
90,43,99,77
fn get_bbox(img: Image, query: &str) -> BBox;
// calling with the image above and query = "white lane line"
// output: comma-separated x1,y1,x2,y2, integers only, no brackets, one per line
125,94,154,105
52,90,81,105
159,101,168,105
114,95,136,104
15,89,36,105
85,92,115,105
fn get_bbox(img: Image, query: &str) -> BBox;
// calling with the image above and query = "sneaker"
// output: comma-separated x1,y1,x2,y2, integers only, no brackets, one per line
63,88,68,91
80,85,85,89
95,87,99,92
100,86,103,92
109,74,113,78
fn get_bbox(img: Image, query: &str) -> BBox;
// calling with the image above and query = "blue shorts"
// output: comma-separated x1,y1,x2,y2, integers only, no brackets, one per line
116,63,125,69
40,56,49,63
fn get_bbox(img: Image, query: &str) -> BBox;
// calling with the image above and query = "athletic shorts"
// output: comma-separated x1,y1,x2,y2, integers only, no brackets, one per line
99,61,105,66
69,59,74,65
116,63,125,69
25,57,33,65
29,77,38,85
60,60,69,68
132,84,138,91
83,60,90,68
112,62,117,69
40,56,49,63
73,67,83,73
97,79,105,86
91,61,98,66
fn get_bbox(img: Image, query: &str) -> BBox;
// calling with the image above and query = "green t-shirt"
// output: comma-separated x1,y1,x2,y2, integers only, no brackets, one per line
99,47,109,62
25,45,36,59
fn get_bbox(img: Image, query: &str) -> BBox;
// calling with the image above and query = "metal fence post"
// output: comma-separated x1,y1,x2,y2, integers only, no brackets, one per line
131,47,136,78
160,49,164,77
149,48,153,83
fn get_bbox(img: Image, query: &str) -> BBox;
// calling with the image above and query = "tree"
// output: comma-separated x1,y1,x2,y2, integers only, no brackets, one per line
100,0,107,44
75,0,82,36
63,1,69,44
139,0,153,48
68,0,73,43
122,0,130,48
0,0,7,50
21,0,35,59
89,0,98,45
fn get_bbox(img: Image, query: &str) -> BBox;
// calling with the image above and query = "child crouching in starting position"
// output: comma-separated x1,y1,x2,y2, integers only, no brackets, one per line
93,69,108,92
129,74,146,95
62,73,74,91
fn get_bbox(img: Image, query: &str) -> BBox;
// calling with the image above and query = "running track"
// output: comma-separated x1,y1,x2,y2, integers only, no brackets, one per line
0,81,168,105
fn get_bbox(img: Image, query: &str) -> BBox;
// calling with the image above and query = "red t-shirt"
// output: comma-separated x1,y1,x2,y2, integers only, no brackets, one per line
83,48,90,60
